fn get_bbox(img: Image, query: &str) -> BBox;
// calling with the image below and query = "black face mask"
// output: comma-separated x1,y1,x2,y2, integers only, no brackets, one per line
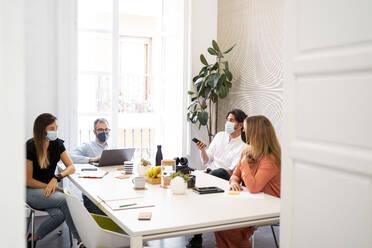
241,130,246,143
97,132,109,143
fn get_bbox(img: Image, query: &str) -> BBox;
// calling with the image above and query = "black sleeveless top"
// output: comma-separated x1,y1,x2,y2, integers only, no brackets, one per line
26,138,66,184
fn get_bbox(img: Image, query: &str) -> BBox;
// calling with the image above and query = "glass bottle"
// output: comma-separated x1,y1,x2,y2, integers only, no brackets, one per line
155,145,163,166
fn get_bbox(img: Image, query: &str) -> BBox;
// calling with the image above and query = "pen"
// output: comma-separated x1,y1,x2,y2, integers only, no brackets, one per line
119,203,137,208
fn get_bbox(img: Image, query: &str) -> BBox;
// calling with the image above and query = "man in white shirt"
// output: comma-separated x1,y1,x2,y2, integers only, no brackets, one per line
186,109,247,248
197,109,247,180
69,118,111,215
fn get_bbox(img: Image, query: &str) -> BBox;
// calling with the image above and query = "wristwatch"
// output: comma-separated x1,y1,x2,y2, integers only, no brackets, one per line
54,173,63,182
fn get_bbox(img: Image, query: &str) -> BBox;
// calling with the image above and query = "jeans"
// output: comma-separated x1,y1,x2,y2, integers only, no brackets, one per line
209,168,231,181
26,188,80,240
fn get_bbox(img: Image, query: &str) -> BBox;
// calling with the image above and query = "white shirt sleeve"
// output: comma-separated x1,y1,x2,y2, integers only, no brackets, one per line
203,132,222,166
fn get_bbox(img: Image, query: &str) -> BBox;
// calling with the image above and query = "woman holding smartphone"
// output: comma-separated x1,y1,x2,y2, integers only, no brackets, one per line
215,115,281,248
26,113,85,248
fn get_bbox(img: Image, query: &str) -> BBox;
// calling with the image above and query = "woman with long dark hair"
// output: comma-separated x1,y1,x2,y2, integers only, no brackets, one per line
215,115,281,248
26,113,85,248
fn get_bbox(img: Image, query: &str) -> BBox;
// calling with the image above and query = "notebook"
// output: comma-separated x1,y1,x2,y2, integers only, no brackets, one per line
97,195,154,211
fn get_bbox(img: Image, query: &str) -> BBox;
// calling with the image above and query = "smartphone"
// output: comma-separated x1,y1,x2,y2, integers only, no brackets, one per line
192,137,200,143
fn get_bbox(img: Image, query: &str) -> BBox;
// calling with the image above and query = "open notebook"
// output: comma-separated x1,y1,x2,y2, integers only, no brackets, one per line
97,195,154,211
77,170,108,178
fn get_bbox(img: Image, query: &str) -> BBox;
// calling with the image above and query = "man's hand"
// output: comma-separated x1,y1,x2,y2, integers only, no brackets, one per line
229,180,243,192
44,178,58,197
196,141,206,151
226,169,233,176
89,156,101,163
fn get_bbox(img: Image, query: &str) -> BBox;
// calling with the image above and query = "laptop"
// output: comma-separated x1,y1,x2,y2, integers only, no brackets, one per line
90,148,135,167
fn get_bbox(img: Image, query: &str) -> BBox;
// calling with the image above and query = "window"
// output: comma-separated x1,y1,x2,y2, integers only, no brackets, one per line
77,0,185,160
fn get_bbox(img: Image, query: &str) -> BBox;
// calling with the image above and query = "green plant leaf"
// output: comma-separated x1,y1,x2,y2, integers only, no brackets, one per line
211,62,218,71
200,54,208,65
199,66,208,76
198,111,208,126
192,75,200,82
194,77,203,85
223,44,236,54
225,81,232,88
212,40,220,52
191,96,197,102
215,74,225,88
225,70,233,81
222,61,229,70
208,47,217,56
219,86,228,98
187,91,194,95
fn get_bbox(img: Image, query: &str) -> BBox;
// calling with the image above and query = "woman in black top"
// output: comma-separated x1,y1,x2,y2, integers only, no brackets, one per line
26,113,85,248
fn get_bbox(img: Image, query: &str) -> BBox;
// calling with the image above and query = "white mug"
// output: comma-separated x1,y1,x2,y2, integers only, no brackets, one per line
132,176,145,189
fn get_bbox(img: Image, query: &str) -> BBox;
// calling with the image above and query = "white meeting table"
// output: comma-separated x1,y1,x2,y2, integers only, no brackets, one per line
60,164,280,247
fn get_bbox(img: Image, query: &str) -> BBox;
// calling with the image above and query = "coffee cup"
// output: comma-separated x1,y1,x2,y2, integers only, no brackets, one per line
132,176,145,189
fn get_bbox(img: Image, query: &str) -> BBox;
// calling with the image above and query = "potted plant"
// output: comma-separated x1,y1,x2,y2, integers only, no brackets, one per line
170,172,189,195
137,158,151,176
187,40,236,142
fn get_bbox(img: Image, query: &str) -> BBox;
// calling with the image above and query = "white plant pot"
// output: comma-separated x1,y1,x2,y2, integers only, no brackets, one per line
137,164,149,176
170,177,187,195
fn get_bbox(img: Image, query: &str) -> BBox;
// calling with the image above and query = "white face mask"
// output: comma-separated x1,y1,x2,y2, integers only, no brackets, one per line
46,131,58,141
225,121,235,134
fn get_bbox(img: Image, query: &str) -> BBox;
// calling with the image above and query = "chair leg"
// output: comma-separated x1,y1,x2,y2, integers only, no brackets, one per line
67,226,73,247
271,225,279,248
26,210,32,235
250,231,255,248
31,210,35,248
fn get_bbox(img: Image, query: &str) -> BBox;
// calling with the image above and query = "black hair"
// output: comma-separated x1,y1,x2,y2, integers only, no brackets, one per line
94,118,109,129
225,109,247,123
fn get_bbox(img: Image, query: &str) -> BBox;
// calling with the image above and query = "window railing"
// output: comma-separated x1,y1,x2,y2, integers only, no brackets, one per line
78,127,154,160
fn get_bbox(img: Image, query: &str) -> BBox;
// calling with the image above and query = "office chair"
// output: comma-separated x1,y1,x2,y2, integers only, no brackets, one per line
64,188,130,248
26,204,73,248
250,224,279,248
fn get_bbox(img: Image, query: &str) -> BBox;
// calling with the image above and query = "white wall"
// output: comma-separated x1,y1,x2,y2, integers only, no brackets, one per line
0,0,25,246
188,0,218,169
25,0,58,139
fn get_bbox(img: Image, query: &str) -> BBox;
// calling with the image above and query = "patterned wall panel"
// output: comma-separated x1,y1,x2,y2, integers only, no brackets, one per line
217,0,284,139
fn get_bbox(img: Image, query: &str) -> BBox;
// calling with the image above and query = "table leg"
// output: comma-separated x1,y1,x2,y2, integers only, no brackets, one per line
130,236,143,248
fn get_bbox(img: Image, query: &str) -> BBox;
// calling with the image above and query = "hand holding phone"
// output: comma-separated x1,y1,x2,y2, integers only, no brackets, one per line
193,137,206,150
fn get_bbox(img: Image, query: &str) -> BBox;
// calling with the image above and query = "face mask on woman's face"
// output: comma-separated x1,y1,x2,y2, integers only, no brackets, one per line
225,121,235,134
46,131,58,141
97,132,109,143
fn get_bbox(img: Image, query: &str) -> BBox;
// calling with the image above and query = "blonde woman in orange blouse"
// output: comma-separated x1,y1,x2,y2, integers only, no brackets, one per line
215,115,281,248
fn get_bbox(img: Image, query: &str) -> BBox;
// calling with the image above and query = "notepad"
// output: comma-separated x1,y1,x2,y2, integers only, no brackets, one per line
78,170,108,178
98,196,154,211
225,189,264,199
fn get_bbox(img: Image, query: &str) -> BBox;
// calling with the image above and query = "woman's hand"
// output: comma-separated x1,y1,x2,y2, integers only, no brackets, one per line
229,180,243,191
44,178,58,197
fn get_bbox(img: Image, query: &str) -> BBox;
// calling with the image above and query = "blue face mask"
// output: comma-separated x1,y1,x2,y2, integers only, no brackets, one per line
225,121,235,134
46,131,58,141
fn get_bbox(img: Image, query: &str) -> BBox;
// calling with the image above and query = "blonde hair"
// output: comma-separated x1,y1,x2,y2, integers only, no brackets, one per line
33,113,57,168
244,115,281,167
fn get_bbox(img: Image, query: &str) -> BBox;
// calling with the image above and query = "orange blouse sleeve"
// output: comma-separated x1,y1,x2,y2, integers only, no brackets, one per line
239,156,279,194
230,152,244,184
